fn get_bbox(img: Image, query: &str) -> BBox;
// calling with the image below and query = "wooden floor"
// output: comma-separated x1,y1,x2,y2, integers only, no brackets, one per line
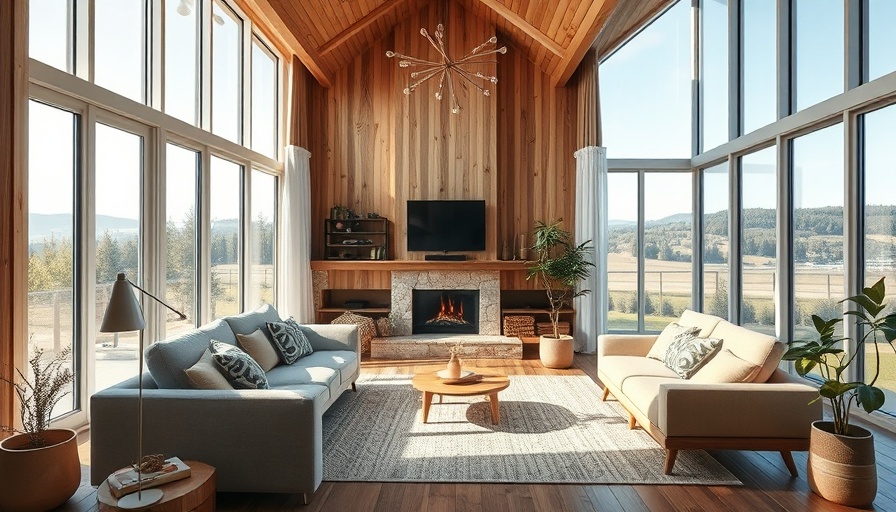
56,352,896,512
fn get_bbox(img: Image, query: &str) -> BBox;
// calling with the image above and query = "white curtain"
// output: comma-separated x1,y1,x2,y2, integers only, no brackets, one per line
277,145,314,323
573,146,608,353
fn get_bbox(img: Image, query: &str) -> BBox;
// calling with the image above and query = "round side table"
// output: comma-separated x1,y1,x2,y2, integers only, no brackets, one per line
97,460,215,511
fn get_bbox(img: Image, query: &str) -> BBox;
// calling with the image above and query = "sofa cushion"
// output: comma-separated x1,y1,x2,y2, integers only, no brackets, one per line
267,318,314,364
287,350,358,385
645,323,700,361
619,376,680,426
223,303,282,344
598,355,678,389
145,319,237,389
663,335,722,379
184,349,234,390
691,348,762,383
265,362,339,389
209,340,270,390
237,329,279,372
705,320,784,382
678,309,723,336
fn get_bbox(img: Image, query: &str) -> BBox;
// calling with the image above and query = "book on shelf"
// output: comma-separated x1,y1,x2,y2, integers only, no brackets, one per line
106,456,191,499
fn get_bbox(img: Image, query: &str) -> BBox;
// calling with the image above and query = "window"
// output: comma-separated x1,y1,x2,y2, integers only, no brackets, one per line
165,0,200,125
742,0,777,134
165,143,199,337
29,0,73,72
701,0,729,152
251,39,278,158
793,0,844,111
867,0,896,82
702,162,729,318
210,156,242,319
27,100,79,419
607,173,639,330
94,0,147,103
249,170,276,308
212,0,243,144
600,0,692,158
862,105,896,415
739,146,777,335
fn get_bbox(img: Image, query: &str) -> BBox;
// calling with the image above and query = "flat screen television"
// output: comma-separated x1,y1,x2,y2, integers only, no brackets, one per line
407,200,486,252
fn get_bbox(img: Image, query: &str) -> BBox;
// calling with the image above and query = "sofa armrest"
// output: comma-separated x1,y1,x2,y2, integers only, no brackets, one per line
299,324,360,354
597,334,658,357
657,380,822,439
90,387,322,493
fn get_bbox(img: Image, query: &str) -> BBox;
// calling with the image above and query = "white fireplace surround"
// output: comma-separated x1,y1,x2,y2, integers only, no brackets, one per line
391,271,500,336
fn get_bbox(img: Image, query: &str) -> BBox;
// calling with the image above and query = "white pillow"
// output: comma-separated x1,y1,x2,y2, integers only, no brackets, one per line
646,322,700,361
690,348,761,383
663,335,722,379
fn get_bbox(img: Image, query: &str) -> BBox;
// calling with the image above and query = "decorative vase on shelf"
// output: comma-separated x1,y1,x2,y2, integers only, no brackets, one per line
446,353,462,379
501,238,512,261
517,233,528,260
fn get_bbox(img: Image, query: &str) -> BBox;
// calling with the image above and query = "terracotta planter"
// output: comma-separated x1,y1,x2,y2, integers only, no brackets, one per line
539,335,574,369
0,428,81,512
807,420,877,507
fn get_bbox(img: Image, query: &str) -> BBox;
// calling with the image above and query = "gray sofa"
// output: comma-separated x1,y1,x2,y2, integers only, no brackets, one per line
90,304,360,500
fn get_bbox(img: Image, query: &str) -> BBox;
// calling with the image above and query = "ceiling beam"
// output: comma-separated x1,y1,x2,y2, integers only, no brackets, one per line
476,0,564,58
238,0,334,88
553,0,619,87
319,0,406,56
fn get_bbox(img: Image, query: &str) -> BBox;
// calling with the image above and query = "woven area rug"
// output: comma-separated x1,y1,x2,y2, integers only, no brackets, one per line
322,373,741,485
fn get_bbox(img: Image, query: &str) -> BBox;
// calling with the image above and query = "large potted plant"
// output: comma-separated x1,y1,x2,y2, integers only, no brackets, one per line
526,220,593,368
0,345,81,511
783,276,896,507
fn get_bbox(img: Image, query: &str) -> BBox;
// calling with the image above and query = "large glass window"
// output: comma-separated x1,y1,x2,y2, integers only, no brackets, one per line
867,0,896,82
212,1,243,144
210,156,242,319
701,0,729,152
165,0,200,125
27,101,78,419
249,170,276,308
165,144,199,337
703,162,729,318
742,0,777,134
94,0,147,103
644,172,694,330
600,0,691,158
793,0,844,112
739,146,777,335
607,173,639,331
29,0,73,72
94,123,143,392
251,39,278,159
862,105,896,415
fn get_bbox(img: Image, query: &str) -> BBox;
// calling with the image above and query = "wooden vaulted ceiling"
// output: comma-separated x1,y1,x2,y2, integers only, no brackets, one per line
242,0,638,88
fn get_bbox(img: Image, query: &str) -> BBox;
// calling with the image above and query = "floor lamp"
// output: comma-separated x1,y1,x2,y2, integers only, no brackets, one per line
100,272,187,509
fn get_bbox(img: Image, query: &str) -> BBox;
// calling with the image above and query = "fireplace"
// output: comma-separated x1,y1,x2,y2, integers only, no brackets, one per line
412,290,480,334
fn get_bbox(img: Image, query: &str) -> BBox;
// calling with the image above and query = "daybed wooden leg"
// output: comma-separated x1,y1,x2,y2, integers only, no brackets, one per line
303,493,310,505
780,450,799,477
602,387,610,401
628,413,637,430
664,449,678,475
351,382,357,392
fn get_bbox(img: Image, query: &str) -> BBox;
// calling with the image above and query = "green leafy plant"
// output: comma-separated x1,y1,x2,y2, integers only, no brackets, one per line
783,277,896,435
1,345,74,448
526,219,594,339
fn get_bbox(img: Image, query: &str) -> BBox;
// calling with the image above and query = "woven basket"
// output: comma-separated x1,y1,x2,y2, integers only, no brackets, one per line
375,316,393,337
331,312,376,354
503,315,535,337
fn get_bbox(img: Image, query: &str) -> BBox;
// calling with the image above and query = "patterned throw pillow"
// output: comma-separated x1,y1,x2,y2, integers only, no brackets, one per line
663,334,722,379
266,318,314,364
208,340,269,389
646,322,701,361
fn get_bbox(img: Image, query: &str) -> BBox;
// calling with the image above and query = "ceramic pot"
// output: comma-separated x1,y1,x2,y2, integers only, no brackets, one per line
807,420,877,507
539,335,574,369
446,354,462,378
0,428,81,512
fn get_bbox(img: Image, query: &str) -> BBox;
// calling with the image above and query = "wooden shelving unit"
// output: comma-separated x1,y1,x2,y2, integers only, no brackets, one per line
316,289,391,323
324,218,390,260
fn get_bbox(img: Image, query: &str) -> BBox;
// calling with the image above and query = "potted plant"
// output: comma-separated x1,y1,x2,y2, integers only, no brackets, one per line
0,345,81,512
783,276,896,507
526,220,593,369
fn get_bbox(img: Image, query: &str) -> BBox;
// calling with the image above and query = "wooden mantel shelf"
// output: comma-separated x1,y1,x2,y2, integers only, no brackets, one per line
310,260,532,271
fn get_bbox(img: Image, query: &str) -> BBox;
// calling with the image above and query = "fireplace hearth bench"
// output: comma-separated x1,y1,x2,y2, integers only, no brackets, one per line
371,334,523,359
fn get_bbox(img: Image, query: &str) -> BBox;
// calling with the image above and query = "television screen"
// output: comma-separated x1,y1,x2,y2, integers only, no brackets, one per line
407,200,486,252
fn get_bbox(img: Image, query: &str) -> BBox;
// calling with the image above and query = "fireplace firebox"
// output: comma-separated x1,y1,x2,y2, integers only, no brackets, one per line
412,290,479,334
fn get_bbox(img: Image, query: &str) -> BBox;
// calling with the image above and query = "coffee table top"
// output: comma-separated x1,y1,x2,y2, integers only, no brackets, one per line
412,371,510,396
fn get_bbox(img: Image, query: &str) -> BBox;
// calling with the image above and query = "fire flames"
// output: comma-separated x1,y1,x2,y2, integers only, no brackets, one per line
425,295,471,325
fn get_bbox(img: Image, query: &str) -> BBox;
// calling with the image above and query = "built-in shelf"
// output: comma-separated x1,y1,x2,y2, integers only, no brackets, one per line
310,260,531,271
317,307,391,314
501,308,575,314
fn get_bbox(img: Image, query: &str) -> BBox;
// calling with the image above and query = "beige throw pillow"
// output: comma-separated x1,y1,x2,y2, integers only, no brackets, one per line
237,329,280,372
691,348,761,383
185,349,233,390
646,322,700,361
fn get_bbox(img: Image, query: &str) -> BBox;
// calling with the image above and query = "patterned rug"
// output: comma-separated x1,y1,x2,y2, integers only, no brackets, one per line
322,373,741,485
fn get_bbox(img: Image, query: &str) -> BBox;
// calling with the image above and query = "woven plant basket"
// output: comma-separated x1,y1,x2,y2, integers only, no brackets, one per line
331,312,376,354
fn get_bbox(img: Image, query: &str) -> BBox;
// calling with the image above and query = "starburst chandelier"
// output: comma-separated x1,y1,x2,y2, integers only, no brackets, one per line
386,24,507,114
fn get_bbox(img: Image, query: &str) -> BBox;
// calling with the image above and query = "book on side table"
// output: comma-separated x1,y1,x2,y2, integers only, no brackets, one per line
107,457,191,499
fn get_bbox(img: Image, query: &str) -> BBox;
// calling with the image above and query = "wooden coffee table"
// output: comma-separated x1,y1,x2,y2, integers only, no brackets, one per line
411,372,511,424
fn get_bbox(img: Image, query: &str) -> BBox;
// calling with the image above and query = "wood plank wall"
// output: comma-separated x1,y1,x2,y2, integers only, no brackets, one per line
306,2,579,286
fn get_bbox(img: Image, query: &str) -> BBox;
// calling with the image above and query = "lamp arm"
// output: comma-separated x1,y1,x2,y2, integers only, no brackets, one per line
126,279,188,320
